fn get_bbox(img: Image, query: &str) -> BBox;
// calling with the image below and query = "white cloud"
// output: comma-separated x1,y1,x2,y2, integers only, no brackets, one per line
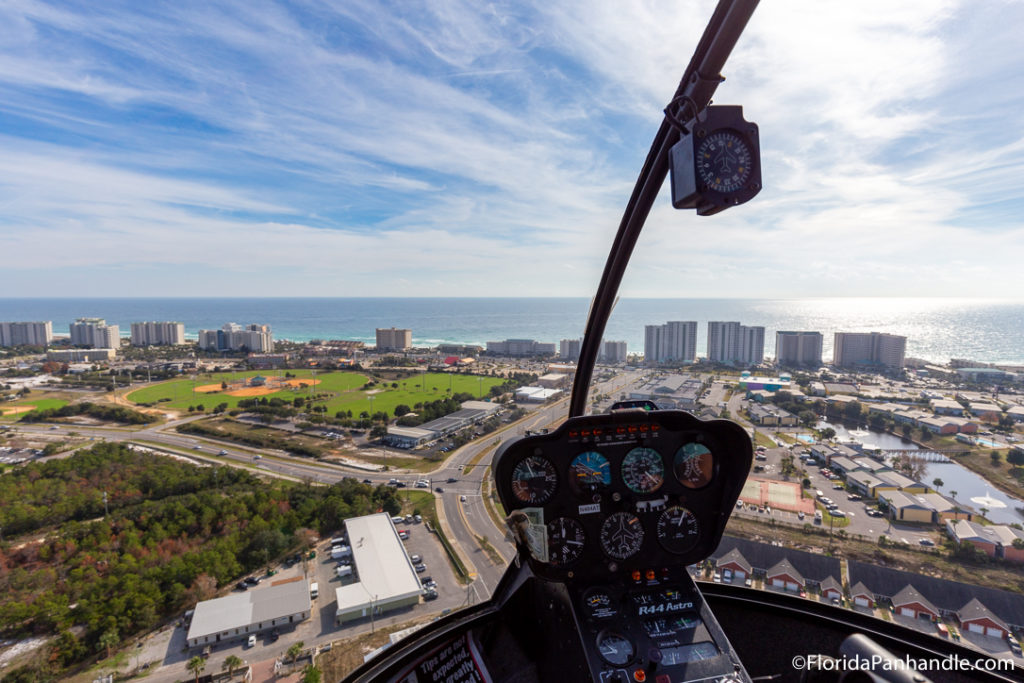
0,0,1022,297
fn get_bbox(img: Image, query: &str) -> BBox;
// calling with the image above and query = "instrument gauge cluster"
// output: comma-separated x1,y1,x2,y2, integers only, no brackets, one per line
494,410,752,583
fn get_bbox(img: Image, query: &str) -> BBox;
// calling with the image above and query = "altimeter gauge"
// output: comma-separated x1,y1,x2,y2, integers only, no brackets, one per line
621,447,664,494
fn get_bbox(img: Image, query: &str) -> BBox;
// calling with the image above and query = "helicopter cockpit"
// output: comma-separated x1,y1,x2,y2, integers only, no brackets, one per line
340,2,1019,682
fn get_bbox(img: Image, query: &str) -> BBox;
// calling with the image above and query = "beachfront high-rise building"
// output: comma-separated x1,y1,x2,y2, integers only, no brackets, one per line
560,338,582,361
644,321,697,364
197,323,273,352
775,331,823,367
376,328,412,351
0,321,52,347
130,321,186,346
486,339,556,357
707,321,764,366
600,340,628,363
833,332,906,371
69,318,120,349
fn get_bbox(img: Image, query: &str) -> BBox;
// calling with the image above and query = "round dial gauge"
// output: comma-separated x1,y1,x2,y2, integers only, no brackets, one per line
582,589,619,620
621,447,664,494
600,511,645,560
673,442,714,489
547,517,585,566
656,506,701,554
596,631,635,666
510,455,558,504
569,451,611,496
696,129,754,194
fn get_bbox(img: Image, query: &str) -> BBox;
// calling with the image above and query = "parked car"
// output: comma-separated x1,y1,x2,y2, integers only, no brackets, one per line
446,477,458,483
918,538,935,547
247,634,256,648
415,563,426,573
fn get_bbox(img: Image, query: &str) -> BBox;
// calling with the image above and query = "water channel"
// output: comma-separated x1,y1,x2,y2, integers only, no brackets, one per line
815,420,1024,525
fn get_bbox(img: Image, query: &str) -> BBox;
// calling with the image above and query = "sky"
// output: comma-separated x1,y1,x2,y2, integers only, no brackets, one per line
1,0,1023,298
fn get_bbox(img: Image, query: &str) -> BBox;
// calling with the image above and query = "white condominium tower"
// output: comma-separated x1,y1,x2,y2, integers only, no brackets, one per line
130,321,186,346
644,321,697,363
0,321,52,347
775,331,823,366
707,321,764,366
69,318,120,348
833,332,906,371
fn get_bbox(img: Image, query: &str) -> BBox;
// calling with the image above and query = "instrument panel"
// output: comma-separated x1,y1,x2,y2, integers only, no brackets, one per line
495,410,752,583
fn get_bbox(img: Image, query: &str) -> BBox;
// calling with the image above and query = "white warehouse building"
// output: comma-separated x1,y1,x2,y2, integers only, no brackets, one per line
186,578,311,648
335,513,424,624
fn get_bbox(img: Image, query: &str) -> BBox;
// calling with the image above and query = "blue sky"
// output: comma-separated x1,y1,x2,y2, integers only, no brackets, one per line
1,0,1022,298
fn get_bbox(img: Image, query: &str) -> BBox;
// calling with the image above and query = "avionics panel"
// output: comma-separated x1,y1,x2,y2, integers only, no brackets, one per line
494,410,751,584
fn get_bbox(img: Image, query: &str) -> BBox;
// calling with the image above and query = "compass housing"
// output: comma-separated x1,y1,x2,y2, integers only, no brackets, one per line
669,105,761,216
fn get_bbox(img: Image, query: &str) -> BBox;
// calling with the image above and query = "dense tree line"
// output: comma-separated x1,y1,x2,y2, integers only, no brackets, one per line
394,395,472,427
0,443,399,681
18,402,154,425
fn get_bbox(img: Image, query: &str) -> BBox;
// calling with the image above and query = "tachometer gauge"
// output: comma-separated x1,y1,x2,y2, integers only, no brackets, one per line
582,589,619,620
673,442,714,489
621,447,664,494
547,517,585,566
596,631,635,666
600,511,645,560
510,455,558,504
656,506,700,554
569,451,611,496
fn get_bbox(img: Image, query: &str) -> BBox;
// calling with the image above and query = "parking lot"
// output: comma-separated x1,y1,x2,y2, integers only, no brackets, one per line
735,444,936,545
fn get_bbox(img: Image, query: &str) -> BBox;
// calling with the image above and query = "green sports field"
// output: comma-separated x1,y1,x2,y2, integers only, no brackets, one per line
126,369,504,417
0,397,70,419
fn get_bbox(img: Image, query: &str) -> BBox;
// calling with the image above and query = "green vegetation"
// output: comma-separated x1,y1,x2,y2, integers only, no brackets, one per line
0,443,400,681
18,402,154,425
126,370,504,418
0,397,70,420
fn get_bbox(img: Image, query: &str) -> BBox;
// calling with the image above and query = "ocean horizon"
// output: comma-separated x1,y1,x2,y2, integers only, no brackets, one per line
2,297,1023,366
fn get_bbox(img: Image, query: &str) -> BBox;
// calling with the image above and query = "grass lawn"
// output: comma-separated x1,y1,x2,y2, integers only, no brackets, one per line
126,370,504,418
0,396,70,419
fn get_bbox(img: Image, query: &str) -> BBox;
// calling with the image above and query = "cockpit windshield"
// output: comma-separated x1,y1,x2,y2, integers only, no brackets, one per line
0,1,1023,682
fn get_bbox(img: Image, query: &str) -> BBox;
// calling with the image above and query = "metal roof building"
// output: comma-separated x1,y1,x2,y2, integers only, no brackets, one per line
335,513,424,624
186,579,311,648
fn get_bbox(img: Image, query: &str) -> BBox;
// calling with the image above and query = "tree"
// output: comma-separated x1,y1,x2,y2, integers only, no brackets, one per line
97,628,119,658
302,664,323,683
892,454,927,482
187,655,206,682
820,427,836,441
932,478,944,492
990,451,1002,466
222,654,244,680
1008,448,1024,467
1013,538,1024,550
287,641,305,671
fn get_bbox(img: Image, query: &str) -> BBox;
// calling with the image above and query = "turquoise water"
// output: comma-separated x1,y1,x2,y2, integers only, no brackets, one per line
2,297,1023,364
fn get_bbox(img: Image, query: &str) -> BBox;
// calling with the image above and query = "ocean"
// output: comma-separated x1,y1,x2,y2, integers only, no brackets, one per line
1,297,1023,365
